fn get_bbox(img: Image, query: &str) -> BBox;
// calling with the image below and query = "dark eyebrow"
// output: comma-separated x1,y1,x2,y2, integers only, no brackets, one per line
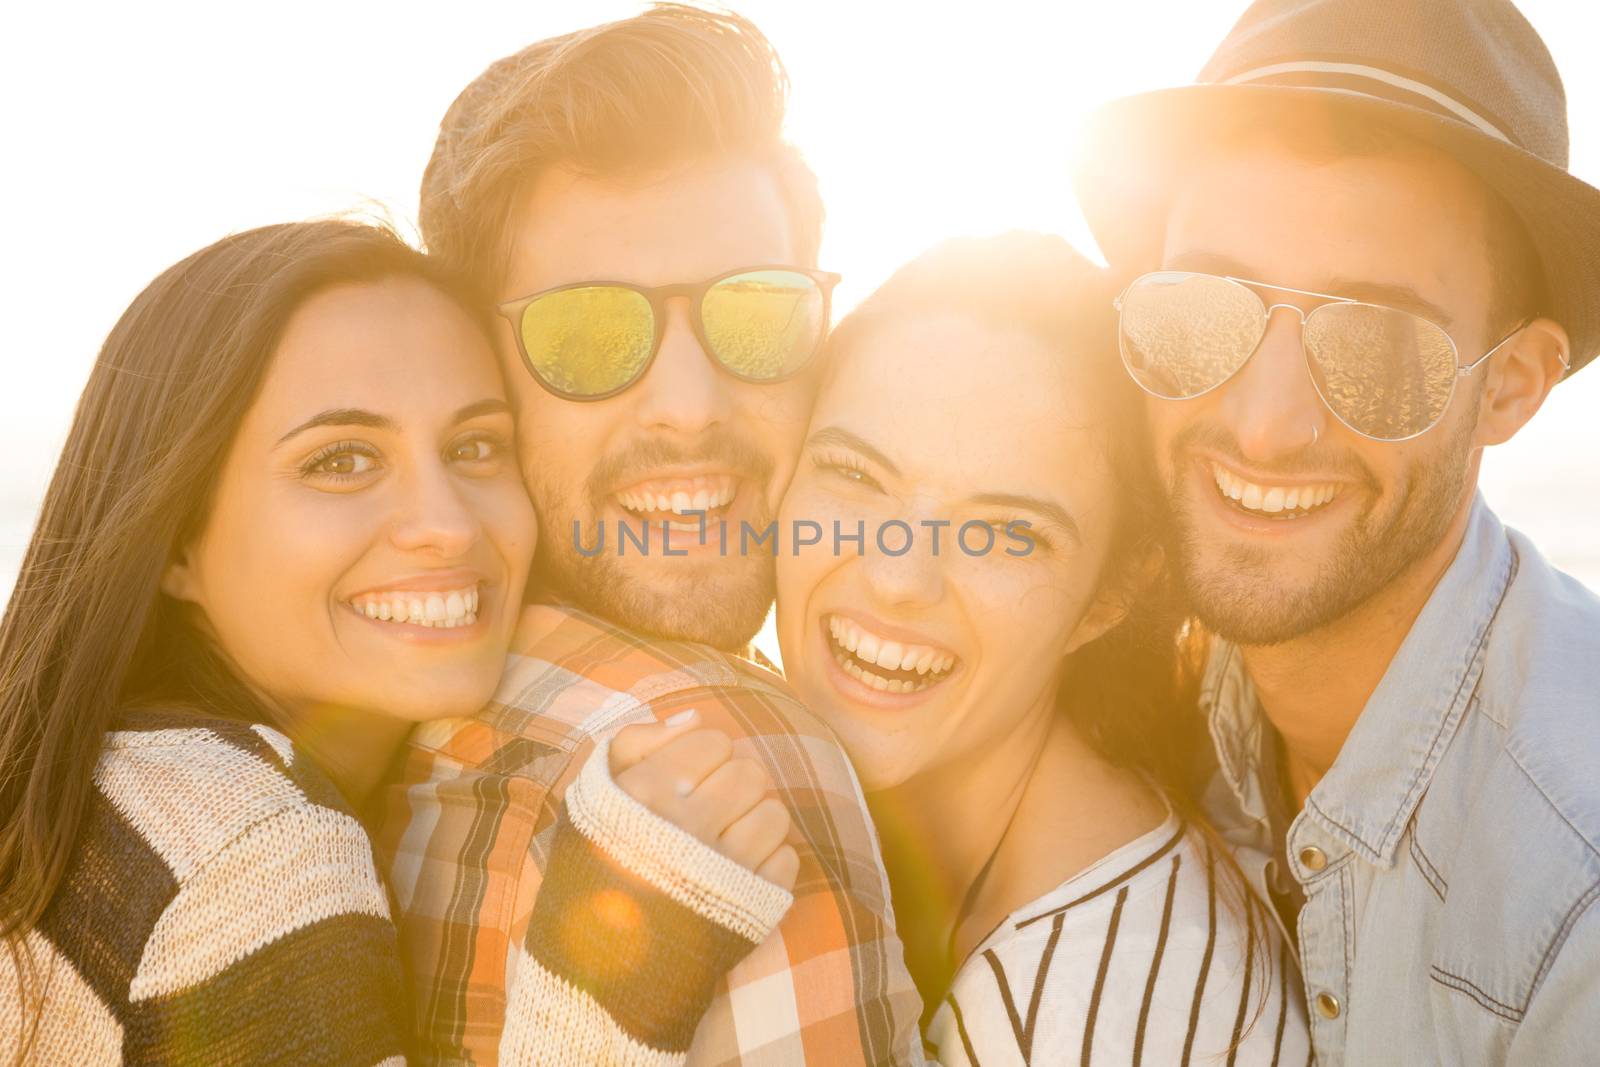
1163,252,1453,328
1163,251,1258,279
275,398,511,446
276,408,395,446
968,492,1081,546
1325,278,1453,328
806,426,902,477
451,398,514,424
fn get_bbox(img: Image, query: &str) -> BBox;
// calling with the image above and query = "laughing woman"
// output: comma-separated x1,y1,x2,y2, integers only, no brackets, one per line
0,221,536,1064
775,234,1312,1064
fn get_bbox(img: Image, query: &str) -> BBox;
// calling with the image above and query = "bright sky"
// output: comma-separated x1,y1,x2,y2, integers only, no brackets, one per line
3,0,1597,597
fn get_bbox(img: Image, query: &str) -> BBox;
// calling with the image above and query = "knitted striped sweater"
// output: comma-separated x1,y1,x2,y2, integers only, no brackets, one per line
0,709,408,1065
2,712,793,1065
498,736,795,1065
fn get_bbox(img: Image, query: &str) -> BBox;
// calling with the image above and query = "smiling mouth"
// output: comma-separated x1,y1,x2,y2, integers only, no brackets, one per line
825,614,958,694
347,584,480,628
614,474,739,531
1209,462,1341,521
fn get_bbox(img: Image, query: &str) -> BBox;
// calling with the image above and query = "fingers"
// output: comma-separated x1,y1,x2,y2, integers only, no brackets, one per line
608,719,797,885
614,727,733,816
681,757,771,837
755,844,800,892
717,795,792,872
609,708,701,774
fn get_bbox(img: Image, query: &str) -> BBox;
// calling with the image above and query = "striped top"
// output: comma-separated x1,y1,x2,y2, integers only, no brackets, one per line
0,709,407,1066
927,815,1311,1067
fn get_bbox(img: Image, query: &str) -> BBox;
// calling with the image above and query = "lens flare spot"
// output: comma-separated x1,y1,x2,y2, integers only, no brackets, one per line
559,889,649,981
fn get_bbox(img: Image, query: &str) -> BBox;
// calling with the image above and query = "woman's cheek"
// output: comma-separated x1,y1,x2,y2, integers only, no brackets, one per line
474,476,538,564
959,555,1081,652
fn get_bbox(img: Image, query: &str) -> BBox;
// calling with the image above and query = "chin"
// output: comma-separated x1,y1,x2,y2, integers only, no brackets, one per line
370,670,504,722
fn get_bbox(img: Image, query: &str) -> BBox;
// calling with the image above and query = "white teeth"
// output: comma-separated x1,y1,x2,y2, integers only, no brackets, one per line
1211,463,1339,517
616,477,738,515
857,632,881,664
826,615,957,691
348,584,483,629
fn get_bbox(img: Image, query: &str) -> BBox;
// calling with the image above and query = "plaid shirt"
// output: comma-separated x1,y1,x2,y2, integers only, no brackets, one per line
371,601,924,1065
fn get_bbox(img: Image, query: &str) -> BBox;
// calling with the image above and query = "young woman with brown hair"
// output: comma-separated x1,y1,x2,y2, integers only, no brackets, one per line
0,220,537,1063
770,233,1312,1064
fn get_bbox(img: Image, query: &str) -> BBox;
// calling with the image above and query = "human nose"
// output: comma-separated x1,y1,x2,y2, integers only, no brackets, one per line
858,514,945,612
630,297,732,437
1216,305,1329,461
388,459,483,558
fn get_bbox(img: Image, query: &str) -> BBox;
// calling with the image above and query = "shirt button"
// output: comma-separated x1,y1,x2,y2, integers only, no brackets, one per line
1315,991,1342,1019
1299,845,1328,872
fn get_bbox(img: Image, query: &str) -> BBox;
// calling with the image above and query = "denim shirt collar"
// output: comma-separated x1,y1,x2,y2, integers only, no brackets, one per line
1204,493,1517,868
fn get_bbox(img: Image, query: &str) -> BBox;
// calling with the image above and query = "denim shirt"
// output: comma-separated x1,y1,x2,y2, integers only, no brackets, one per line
1201,495,1600,1065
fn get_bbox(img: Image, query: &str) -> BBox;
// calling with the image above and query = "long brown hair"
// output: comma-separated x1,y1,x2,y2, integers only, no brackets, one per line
0,220,486,981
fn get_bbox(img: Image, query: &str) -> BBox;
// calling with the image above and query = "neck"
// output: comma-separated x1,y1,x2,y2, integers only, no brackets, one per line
867,696,1052,1002
1242,496,1477,808
871,708,1048,920
279,703,413,807
867,690,1164,1000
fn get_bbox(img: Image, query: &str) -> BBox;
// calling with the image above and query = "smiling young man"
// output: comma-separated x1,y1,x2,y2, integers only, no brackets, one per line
1075,0,1600,1063
369,7,922,1065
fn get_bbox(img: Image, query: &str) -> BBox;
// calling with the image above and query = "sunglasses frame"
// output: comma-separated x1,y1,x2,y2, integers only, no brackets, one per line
496,265,842,402
1115,271,1528,443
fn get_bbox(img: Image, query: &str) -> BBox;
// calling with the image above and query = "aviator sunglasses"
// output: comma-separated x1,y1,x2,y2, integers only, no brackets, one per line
497,265,841,401
1114,271,1530,442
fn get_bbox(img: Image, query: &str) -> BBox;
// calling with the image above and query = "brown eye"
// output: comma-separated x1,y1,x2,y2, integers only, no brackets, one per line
317,452,377,476
300,441,381,481
446,434,504,465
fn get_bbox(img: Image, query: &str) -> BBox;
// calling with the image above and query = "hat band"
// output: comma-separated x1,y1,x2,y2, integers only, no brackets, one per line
1220,61,1515,147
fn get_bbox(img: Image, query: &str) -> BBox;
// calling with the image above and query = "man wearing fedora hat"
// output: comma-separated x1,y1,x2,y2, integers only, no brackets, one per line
1076,0,1599,1062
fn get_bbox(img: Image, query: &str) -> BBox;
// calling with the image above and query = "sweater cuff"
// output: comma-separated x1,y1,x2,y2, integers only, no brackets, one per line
567,736,794,941
507,737,793,1062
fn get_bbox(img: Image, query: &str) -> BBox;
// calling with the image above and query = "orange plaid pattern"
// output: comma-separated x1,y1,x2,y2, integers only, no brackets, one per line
370,601,924,1065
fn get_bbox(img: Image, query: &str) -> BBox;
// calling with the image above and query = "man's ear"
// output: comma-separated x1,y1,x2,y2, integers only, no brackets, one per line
1476,317,1569,447
1062,543,1164,656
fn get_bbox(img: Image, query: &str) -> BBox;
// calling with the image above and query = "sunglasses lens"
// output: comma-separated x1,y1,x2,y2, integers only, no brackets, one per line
1119,272,1265,399
517,286,654,398
702,270,827,380
1303,304,1456,440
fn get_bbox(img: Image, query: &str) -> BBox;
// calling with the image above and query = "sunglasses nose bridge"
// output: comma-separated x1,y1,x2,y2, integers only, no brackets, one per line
1217,299,1332,459
1259,301,1320,378
1262,301,1310,327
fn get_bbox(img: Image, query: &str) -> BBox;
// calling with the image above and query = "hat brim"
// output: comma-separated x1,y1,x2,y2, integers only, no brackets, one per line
1073,82,1600,374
